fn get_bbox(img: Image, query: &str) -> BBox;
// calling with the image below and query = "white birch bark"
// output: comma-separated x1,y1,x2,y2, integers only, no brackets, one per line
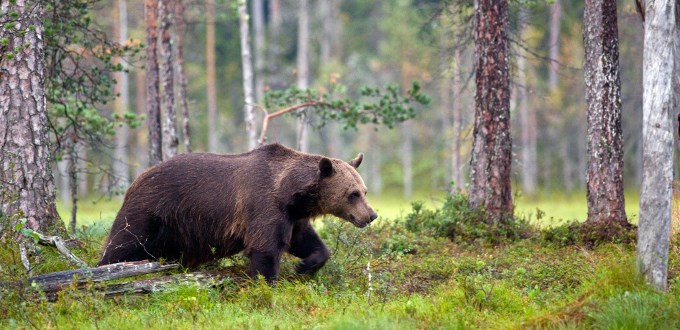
238,0,257,150
159,0,178,160
296,0,310,152
252,0,265,102
113,0,131,189
637,0,677,291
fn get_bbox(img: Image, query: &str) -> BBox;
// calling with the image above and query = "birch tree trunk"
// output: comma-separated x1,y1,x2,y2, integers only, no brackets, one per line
548,0,561,90
175,0,191,153
146,0,163,166
637,0,677,291
113,0,131,188
239,0,257,151
134,69,148,176
159,0,178,160
583,0,627,224
205,0,218,153
296,0,310,152
451,48,465,192
518,9,537,197
469,0,513,220
402,122,413,198
0,0,63,234
320,0,343,158
367,128,383,195
252,0,265,102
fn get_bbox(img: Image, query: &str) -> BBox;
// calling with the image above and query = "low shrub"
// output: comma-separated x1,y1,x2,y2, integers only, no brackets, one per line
542,220,636,248
403,193,534,246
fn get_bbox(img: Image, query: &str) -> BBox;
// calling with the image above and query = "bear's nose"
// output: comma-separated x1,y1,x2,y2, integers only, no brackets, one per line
369,211,378,222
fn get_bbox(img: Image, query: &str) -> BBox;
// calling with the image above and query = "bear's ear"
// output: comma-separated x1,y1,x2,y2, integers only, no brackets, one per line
319,157,335,178
348,153,363,168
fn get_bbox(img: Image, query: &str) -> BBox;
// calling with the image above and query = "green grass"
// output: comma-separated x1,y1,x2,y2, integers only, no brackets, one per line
7,190,670,329
513,190,640,227
56,197,121,228
0,189,680,329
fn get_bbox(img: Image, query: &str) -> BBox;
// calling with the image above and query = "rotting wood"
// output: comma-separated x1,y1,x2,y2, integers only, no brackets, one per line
15,261,179,294
103,270,228,296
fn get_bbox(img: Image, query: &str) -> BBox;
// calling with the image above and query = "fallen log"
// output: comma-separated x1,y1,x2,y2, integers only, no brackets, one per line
19,261,179,294
103,270,230,296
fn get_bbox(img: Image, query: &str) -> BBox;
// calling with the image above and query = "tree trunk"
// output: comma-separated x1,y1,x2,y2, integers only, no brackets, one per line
583,0,627,224
67,138,79,236
175,0,191,153
469,0,513,219
451,48,465,192
637,0,677,291
439,31,452,187
517,9,537,197
402,122,413,198
205,0,218,153
320,0,343,158
113,0,131,189
146,0,163,166
0,0,62,234
367,128,383,195
58,159,70,207
134,69,148,176
548,0,561,90
578,111,587,189
253,0,265,102
518,53,537,197
296,0,310,152
239,0,258,151
159,0,178,160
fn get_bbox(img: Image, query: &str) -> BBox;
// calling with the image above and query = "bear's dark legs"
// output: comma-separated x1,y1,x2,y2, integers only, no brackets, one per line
248,249,282,283
288,225,330,275
98,213,159,266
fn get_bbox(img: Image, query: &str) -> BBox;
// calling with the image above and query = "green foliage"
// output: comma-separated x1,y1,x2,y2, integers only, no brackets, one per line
403,192,534,245
263,81,431,131
542,220,637,248
42,0,143,153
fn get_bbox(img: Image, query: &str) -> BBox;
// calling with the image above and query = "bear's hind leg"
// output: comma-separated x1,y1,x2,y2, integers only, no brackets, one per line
289,224,330,275
98,213,160,265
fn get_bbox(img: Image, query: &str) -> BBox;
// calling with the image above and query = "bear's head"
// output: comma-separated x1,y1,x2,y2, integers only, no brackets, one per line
317,154,378,228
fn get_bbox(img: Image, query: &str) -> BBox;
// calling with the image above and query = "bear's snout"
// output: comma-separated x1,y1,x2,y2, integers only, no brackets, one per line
347,208,378,228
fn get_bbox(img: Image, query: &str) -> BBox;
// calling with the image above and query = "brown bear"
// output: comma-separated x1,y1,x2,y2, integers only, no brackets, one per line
98,143,377,282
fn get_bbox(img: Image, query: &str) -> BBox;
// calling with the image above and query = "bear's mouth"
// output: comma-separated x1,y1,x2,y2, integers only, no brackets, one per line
348,214,370,228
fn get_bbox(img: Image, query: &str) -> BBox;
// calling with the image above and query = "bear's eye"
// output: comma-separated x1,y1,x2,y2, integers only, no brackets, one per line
348,191,361,202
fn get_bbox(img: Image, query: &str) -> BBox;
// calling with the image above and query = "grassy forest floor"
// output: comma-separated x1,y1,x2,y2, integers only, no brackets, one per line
2,191,678,329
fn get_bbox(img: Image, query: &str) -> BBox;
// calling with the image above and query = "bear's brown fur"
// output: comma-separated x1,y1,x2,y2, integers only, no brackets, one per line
98,143,377,282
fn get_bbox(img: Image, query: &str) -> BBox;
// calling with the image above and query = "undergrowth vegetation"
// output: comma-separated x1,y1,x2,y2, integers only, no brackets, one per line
1,193,679,329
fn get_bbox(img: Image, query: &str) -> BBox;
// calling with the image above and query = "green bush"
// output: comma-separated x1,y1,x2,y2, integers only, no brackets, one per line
403,193,534,245
542,220,636,248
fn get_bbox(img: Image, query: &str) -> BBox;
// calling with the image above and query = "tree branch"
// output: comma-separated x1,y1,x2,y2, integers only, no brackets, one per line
258,101,327,145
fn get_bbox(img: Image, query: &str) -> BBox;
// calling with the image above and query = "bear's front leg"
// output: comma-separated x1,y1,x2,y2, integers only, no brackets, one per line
289,224,330,275
248,249,282,283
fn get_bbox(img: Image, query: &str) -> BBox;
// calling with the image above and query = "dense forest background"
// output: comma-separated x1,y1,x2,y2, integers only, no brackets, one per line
56,0,648,202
